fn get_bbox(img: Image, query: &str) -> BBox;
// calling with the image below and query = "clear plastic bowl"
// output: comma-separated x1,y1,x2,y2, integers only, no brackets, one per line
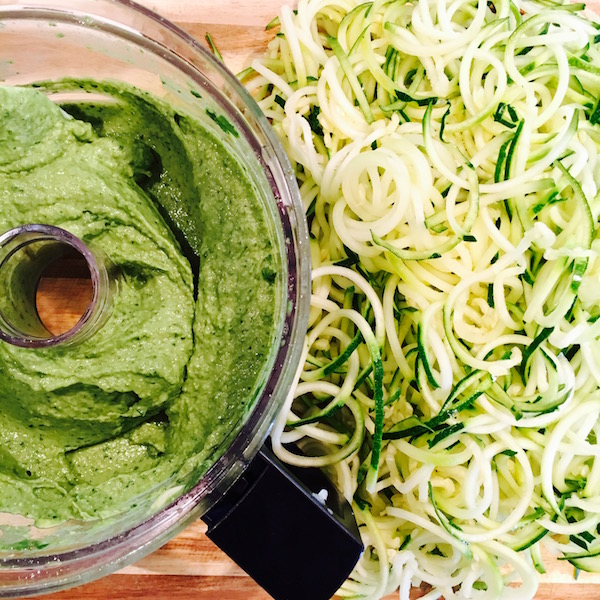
0,0,310,596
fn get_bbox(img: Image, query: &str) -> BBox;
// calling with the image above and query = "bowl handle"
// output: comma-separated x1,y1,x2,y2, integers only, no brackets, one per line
203,444,364,600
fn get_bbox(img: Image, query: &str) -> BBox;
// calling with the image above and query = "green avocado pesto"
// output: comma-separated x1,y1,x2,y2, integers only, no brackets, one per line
0,83,280,525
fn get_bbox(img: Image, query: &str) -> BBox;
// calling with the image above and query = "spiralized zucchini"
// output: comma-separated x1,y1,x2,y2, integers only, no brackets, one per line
244,0,600,597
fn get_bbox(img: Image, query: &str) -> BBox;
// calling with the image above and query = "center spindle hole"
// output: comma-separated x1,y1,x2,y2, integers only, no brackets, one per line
36,252,94,336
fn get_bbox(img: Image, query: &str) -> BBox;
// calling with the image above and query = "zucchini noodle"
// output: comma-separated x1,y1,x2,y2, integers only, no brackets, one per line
245,0,600,597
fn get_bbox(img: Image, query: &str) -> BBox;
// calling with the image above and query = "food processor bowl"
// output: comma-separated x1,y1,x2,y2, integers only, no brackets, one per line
0,0,311,595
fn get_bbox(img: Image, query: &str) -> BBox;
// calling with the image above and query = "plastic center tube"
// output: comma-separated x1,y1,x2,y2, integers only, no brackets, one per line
0,224,113,348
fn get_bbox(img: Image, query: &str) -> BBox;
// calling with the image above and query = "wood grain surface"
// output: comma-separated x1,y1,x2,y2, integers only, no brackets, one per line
22,0,600,599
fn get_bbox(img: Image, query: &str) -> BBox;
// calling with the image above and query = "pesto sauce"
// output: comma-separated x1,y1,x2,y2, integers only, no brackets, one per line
0,83,279,524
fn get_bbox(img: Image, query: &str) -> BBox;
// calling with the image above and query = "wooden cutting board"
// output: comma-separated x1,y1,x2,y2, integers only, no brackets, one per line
34,1,600,598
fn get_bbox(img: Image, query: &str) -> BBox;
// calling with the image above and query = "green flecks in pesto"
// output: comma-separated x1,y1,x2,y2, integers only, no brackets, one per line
206,108,239,137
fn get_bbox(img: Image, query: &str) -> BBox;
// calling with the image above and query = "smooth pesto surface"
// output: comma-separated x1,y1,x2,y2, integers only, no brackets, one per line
0,83,279,525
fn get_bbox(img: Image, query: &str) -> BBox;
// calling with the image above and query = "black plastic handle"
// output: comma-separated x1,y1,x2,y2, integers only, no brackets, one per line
204,445,364,600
